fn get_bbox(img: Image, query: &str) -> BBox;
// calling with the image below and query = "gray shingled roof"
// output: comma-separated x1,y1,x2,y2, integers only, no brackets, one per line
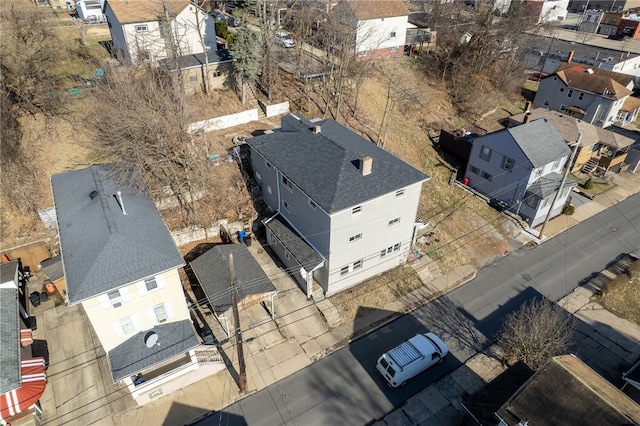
40,256,64,283
159,50,233,71
190,244,277,315
0,259,18,285
51,164,185,304
107,319,199,382
247,115,430,214
0,287,20,394
263,215,324,271
497,355,640,426
507,119,571,168
527,172,577,198
509,108,636,150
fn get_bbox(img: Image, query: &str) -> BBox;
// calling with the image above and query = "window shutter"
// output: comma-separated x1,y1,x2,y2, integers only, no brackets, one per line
120,286,131,302
147,308,156,326
132,315,142,332
165,302,174,320
156,274,166,289
136,281,147,296
113,321,124,338
100,294,111,309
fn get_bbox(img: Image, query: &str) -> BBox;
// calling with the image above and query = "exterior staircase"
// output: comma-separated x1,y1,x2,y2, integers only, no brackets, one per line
581,157,600,174
246,85,266,119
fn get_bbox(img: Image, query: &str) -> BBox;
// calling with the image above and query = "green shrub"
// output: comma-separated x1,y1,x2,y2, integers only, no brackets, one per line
583,178,594,190
562,204,575,215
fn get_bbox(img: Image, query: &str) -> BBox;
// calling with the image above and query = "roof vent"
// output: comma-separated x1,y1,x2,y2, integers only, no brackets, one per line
359,156,373,176
89,190,98,200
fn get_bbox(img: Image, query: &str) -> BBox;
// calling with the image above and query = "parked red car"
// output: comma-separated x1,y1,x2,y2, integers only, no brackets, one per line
528,72,547,82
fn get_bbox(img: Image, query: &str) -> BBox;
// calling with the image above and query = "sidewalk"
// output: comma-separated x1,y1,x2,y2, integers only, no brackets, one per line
37,169,640,425
375,257,640,426
532,169,640,240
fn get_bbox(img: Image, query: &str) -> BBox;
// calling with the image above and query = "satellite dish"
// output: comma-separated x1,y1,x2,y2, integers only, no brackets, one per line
144,331,158,348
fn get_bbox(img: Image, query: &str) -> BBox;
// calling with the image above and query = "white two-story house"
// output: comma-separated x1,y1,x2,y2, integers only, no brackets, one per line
464,118,576,228
51,164,202,406
248,114,430,298
104,0,216,64
533,61,640,128
333,0,409,60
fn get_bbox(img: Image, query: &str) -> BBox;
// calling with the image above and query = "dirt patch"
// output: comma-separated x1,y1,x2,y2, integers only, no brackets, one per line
330,266,424,326
595,260,640,325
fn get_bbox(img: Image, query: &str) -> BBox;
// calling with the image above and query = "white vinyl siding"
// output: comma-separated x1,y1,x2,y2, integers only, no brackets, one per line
137,274,166,295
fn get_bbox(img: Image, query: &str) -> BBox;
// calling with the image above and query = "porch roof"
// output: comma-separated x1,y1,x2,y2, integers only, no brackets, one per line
263,214,324,273
107,319,199,382
527,172,577,199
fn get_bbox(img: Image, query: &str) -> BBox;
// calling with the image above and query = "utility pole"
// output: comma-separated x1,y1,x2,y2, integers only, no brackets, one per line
539,134,581,239
229,253,247,394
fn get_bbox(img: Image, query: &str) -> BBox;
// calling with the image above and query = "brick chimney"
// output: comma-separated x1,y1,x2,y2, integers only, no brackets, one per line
568,50,575,63
523,112,532,124
359,156,373,176
313,125,321,134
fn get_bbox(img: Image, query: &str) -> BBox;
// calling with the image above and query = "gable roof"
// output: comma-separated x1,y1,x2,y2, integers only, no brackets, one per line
496,355,640,426
509,108,636,150
105,0,191,24
552,62,634,100
248,114,429,214
0,287,19,394
341,0,409,20
51,164,185,304
484,118,570,168
107,319,199,382
190,244,277,315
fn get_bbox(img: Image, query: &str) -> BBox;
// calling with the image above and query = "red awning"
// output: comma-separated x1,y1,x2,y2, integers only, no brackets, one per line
1,358,46,420
20,329,33,348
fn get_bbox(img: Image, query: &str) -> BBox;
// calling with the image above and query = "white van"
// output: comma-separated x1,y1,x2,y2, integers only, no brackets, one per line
376,332,448,387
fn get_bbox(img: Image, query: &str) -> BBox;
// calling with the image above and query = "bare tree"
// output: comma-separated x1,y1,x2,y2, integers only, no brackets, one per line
89,65,207,226
0,2,66,216
497,297,575,370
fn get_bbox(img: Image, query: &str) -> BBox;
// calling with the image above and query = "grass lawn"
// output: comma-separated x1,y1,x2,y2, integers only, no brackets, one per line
595,260,640,325
572,175,615,198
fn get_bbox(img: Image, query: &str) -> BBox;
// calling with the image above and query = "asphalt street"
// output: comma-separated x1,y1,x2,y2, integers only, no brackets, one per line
194,193,640,425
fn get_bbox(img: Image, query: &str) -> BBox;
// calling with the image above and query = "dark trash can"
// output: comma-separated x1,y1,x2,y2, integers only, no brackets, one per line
29,291,41,307
29,316,37,331
40,291,48,302
244,235,252,247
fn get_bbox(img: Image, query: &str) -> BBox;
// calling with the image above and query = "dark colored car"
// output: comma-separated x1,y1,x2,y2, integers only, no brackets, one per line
608,33,626,40
213,11,225,21
227,16,241,27
528,72,547,81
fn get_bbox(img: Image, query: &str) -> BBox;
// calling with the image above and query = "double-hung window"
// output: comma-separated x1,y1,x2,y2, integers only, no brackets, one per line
108,290,122,308
480,146,492,161
145,277,157,291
